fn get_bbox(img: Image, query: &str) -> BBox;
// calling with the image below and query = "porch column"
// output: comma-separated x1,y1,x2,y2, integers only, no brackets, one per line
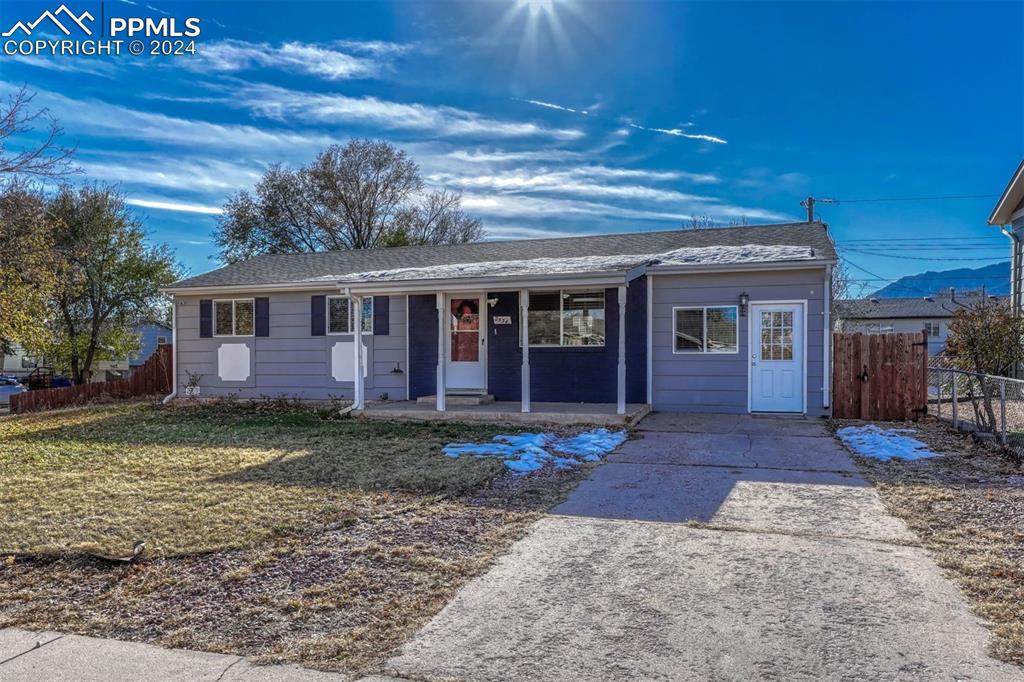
353,295,365,410
520,289,530,413
435,292,446,411
617,285,626,415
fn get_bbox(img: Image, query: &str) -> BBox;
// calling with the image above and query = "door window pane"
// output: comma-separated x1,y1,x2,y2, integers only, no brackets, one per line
450,299,480,362
528,292,561,345
234,300,254,336
761,308,794,361
562,291,605,346
215,301,233,336
705,306,737,352
674,309,704,352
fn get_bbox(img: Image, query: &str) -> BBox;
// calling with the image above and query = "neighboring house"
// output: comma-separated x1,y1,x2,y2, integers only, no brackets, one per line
162,222,837,416
834,293,1001,356
129,322,172,371
0,344,38,377
989,159,1024,314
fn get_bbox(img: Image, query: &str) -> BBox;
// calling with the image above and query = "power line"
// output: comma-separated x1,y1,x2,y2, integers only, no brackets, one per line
840,247,1008,262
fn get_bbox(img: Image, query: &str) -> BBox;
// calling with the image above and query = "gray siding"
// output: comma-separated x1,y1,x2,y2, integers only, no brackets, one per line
174,291,407,401
651,268,829,415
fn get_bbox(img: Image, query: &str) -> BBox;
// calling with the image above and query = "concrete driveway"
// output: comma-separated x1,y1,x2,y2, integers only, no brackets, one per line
381,413,1018,681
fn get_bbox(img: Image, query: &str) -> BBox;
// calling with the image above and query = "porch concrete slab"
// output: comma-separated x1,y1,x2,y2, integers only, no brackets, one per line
0,631,240,681
358,401,649,427
385,517,1015,682
0,628,62,663
551,462,912,542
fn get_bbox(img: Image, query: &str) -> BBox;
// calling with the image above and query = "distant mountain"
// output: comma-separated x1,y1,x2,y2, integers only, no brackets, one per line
872,261,1010,298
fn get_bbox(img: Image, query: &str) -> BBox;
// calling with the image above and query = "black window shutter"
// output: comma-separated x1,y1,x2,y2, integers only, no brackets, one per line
255,297,270,337
311,295,326,336
373,295,389,335
199,299,213,338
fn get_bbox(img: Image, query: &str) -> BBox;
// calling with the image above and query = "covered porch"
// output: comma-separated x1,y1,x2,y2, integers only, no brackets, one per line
343,267,648,417
356,400,651,426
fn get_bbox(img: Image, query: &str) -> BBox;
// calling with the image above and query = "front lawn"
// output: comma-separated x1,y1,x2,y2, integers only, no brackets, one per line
837,417,1024,666
0,402,589,675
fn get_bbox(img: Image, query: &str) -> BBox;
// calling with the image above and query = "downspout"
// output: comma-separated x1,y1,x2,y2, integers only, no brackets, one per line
1001,226,1019,315
823,264,832,411
162,294,177,404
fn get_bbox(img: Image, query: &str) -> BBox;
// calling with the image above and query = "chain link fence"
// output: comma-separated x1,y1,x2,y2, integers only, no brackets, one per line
928,365,1024,455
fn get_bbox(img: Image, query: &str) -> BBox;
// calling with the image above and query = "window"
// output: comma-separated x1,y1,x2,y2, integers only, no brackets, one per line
869,323,894,334
673,306,738,354
924,321,941,337
214,299,254,336
327,296,373,334
527,290,605,347
760,310,793,360
156,336,168,345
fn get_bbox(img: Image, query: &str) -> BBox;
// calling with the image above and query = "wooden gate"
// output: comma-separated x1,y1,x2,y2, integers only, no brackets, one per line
832,332,929,420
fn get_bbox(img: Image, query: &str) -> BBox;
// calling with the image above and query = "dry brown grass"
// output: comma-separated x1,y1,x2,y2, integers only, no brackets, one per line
834,417,1024,666
0,402,591,676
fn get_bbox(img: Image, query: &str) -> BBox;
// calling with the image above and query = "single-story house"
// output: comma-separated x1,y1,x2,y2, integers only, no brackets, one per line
989,159,1024,315
162,222,837,416
834,292,1002,356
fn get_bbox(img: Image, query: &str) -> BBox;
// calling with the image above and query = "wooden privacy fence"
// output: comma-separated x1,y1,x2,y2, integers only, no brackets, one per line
10,344,173,414
832,332,929,421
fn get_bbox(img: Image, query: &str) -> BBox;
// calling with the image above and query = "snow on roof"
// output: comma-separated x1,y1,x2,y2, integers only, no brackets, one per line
322,244,816,284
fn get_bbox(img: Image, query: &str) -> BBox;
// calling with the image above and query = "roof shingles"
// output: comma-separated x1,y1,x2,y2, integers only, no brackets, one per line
167,222,836,291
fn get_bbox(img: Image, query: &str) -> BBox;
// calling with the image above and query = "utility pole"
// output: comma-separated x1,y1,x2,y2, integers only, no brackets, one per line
799,196,838,222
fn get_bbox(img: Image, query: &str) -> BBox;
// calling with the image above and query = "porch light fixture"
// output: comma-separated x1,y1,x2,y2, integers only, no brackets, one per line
739,292,749,317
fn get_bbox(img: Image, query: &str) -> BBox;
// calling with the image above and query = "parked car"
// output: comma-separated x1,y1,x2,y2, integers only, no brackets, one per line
0,376,26,405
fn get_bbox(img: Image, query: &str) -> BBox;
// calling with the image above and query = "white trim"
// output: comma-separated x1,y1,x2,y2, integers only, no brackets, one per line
646,274,653,405
404,294,410,400
989,160,1024,225
520,289,530,413
746,300,808,414
1012,207,1024,222
325,295,374,335
212,298,255,337
670,305,740,355
353,295,365,409
644,260,835,276
617,285,626,415
162,294,177,404
435,292,446,411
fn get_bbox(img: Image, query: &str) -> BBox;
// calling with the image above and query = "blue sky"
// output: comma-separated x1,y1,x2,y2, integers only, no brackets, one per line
1,0,1022,295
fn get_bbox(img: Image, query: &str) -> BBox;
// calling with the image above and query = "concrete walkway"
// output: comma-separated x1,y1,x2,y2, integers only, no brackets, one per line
0,629,343,681
383,413,1020,681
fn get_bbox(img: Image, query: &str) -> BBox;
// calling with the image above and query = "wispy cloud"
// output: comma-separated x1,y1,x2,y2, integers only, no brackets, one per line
628,122,727,144
126,197,223,215
335,39,421,56
233,83,584,140
117,0,170,16
523,99,589,115
0,83,334,154
80,155,264,193
189,39,383,80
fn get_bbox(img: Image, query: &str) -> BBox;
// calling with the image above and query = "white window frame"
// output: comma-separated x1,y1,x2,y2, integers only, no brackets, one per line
213,298,255,337
924,321,941,337
672,305,740,355
326,295,374,335
526,289,606,348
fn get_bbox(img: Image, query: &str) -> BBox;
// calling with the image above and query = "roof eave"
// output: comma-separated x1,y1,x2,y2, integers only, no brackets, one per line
645,258,833,275
989,159,1024,225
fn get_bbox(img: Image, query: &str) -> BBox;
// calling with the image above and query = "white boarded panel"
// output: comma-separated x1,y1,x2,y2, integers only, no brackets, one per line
780,370,795,398
331,341,368,382
218,343,251,381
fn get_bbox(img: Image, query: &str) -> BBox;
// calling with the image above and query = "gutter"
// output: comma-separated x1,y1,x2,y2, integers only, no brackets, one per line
162,294,177,404
1001,226,1020,316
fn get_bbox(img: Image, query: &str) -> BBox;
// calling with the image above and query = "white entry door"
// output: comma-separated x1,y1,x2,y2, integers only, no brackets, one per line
750,303,805,413
445,294,486,392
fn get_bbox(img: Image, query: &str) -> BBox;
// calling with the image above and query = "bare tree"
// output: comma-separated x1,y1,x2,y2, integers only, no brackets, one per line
682,214,749,230
215,140,482,263
0,86,77,179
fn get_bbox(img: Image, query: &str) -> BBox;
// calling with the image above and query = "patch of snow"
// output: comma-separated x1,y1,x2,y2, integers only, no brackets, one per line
313,244,816,284
443,428,627,473
836,424,939,461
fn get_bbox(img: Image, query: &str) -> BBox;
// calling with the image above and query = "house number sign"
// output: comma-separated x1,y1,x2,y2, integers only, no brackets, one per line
493,315,512,325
